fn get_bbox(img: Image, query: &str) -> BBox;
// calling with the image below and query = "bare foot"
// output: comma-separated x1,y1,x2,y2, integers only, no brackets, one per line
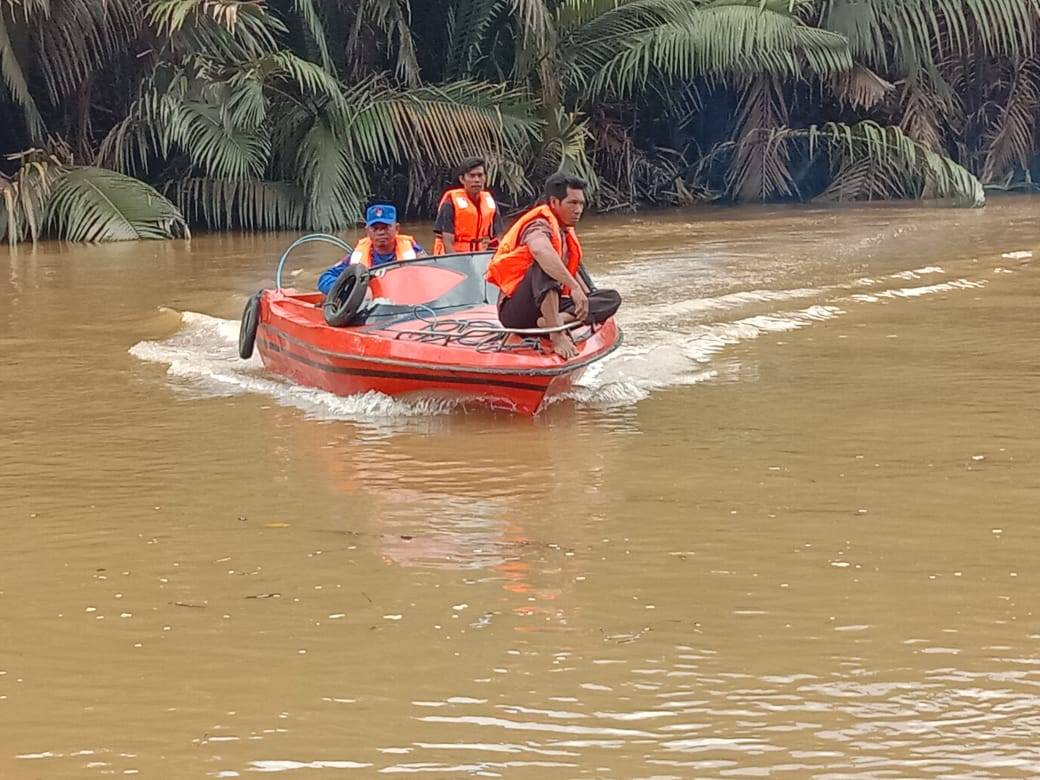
550,333,578,360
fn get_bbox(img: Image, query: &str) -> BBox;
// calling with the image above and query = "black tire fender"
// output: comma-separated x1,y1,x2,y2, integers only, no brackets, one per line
323,263,369,327
238,291,262,359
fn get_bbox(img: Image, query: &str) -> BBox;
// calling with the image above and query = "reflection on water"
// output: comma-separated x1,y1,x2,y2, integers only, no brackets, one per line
1,201,1038,777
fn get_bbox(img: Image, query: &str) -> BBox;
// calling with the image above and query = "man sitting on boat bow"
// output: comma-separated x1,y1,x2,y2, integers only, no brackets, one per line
486,174,622,359
318,204,426,294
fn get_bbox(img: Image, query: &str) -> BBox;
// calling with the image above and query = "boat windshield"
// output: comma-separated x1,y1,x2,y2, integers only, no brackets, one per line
357,251,500,320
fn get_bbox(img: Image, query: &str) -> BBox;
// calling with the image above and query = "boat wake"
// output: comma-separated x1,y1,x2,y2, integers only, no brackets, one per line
561,263,988,408
129,313,467,419
129,260,1001,420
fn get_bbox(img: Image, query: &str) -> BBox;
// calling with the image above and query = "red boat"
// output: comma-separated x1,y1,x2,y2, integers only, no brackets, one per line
238,234,622,414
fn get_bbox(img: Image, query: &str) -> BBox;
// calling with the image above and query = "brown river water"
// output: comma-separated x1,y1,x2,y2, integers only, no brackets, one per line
2,199,1039,778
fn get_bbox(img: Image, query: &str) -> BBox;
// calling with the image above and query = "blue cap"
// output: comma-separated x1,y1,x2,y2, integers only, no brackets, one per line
365,204,397,226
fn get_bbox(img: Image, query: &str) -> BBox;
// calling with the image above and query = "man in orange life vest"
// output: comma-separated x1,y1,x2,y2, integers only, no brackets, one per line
317,204,425,294
432,157,504,254
486,173,622,359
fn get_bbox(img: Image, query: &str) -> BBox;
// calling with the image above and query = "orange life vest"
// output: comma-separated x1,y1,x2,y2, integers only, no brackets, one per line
433,188,498,254
349,235,417,268
485,205,582,297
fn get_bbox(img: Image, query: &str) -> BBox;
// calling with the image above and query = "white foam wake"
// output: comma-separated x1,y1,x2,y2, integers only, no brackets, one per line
849,279,985,303
621,287,825,326
564,304,844,407
129,312,468,423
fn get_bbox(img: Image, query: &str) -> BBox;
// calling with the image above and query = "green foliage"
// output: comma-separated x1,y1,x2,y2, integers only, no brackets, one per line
799,121,986,206
0,152,59,245
167,177,305,231
0,11,45,139
577,0,854,95
47,167,190,242
4,0,1038,244
820,0,1040,73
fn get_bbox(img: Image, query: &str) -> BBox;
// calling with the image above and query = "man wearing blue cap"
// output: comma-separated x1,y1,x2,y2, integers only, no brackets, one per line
318,204,426,294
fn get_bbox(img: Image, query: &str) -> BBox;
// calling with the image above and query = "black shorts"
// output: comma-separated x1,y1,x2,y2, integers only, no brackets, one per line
497,263,622,330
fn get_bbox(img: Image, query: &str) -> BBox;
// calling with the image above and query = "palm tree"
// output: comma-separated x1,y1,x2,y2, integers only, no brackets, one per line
105,1,546,230
818,0,1040,189
420,0,993,205
3,0,1037,245
3,0,542,242
0,0,191,243
558,0,999,204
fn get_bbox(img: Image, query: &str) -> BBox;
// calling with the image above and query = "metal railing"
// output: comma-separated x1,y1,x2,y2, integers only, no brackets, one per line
274,233,353,290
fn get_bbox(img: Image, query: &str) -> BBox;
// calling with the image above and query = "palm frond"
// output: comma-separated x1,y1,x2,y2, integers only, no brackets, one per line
296,114,368,231
788,120,986,206
898,72,958,151
291,0,336,74
167,176,306,230
346,0,421,85
33,0,138,104
265,50,347,105
336,79,541,168
148,0,284,59
728,75,797,200
0,11,45,139
558,0,687,42
559,0,690,92
150,0,264,35
588,112,686,209
177,100,270,179
445,0,505,79
829,62,894,109
531,106,598,192
814,155,916,202
225,66,268,129
511,0,554,48
820,0,1040,76
981,55,1040,182
510,0,560,99
582,0,854,98
96,70,186,175
0,0,52,16
47,166,190,242
0,150,62,245
101,52,274,175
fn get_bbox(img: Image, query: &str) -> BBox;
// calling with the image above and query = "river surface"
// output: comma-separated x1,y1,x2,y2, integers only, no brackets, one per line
2,199,1039,778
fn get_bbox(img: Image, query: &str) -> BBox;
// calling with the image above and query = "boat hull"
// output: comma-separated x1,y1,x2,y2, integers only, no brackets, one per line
257,322,587,414
253,291,615,416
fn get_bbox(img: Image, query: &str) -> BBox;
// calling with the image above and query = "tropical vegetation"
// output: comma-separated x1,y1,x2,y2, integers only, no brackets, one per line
1,0,1038,244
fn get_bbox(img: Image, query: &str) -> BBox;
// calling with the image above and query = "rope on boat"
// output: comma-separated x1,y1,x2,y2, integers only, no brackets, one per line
392,310,593,353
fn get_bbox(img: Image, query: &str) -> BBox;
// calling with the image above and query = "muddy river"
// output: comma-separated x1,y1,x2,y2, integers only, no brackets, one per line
2,199,1039,777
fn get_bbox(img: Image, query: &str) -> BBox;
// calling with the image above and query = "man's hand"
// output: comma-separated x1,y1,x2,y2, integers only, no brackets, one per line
571,286,589,322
